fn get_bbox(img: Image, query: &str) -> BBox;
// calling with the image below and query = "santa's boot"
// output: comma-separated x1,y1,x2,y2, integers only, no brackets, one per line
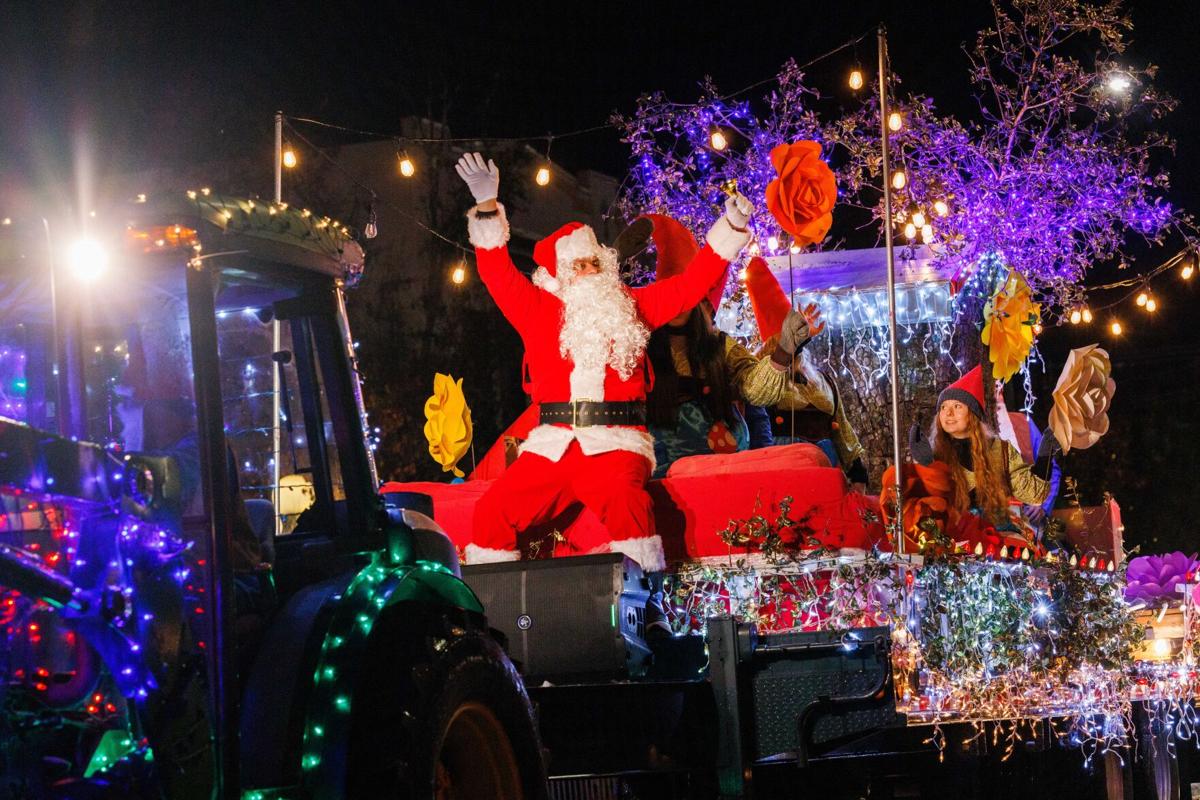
464,543,521,565
609,535,667,573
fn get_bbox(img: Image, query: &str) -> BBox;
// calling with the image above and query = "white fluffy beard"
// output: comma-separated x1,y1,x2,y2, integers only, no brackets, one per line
556,250,649,386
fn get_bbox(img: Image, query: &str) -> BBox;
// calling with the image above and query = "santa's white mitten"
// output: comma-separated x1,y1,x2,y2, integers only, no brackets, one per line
455,152,500,204
724,192,753,231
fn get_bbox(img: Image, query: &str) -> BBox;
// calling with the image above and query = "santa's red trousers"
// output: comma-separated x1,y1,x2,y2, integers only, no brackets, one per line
472,441,654,551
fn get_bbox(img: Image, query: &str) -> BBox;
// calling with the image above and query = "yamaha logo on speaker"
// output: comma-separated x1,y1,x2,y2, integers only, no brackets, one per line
516,614,532,630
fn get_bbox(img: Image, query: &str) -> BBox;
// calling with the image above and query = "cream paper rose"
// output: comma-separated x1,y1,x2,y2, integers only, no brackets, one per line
1049,344,1115,453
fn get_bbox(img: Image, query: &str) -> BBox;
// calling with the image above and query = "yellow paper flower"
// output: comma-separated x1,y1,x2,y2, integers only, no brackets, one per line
1049,344,1115,453
423,373,473,478
981,270,1040,382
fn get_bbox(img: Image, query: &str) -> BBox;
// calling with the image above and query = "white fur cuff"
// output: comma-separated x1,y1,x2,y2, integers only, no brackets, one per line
466,203,510,250
610,535,667,572
705,216,751,262
464,543,521,564
530,266,562,294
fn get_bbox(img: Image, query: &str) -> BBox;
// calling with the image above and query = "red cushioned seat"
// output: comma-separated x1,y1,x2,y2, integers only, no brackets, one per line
381,444,886,564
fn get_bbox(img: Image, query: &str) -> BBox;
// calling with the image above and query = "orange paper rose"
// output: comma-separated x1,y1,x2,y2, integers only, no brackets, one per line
765,141,837,246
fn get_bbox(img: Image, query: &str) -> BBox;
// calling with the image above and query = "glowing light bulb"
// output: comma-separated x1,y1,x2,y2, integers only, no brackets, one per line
737,267,748,282
67,239,109,282
933,199,949,217
399,156,416,177
1152,638,1172,659
1032,323,1043,335
848,70,864,90
1110,321,1122,336
535,167,551,186
911,211,926,228
1081,307,1093,323
1183,264,1195,280
1136,291,1148,307
891,171,906,190
451,265,466,285
749,242,760,256
282,148,298,169
887,112,903,132
1,218,10,225
920,224,934,244
710,130,728,151
789,243,801,255
1106,72,1132,93
1069,309,1082,325
904,222,917,240
767,236,779,251
1146,297,1157,312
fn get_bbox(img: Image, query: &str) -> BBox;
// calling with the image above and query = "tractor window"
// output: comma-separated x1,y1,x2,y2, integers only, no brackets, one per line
213,273,347,545
0,257,198,460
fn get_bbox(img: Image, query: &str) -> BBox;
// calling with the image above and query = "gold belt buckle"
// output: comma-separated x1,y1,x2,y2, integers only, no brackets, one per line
572,398,595,427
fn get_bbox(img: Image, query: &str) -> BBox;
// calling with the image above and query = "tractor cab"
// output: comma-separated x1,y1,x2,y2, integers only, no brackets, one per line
0,196,543,799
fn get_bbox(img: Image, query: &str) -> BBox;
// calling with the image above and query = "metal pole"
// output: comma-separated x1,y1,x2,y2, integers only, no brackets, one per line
41,219,68,438
274,111,283,204
878,26,904,555
272,112,284,534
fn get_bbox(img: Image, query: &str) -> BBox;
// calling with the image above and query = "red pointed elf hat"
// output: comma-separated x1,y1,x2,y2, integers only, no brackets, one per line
744,256,791,340
645,213,730,311
648,214,699,280
938,365,985,420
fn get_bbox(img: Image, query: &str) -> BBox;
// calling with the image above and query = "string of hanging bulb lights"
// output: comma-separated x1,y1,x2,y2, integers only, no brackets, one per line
248,33,1193,300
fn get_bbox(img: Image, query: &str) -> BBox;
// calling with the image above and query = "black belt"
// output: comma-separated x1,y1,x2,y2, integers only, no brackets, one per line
539,401,647,428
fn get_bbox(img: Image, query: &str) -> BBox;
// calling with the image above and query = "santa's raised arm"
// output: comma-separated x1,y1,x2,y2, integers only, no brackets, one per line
454,151,752,572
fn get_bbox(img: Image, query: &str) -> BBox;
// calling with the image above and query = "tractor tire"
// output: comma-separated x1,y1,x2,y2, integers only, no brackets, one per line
346,608,547,800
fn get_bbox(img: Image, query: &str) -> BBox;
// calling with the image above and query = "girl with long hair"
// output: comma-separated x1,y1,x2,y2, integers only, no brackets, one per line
916,366,1050,525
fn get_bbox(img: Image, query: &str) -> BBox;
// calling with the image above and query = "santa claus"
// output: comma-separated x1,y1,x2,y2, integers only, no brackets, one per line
455,152,753,571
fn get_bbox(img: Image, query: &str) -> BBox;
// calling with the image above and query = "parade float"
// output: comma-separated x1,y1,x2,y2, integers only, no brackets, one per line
0,2,1198,799
377,5,1200,798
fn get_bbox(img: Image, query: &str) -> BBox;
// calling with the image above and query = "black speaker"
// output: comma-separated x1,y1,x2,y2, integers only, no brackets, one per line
742,626,898,761
462,553,652,681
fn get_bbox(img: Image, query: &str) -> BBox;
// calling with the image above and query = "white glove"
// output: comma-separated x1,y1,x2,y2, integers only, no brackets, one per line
724,192,752,230
455,153,500,204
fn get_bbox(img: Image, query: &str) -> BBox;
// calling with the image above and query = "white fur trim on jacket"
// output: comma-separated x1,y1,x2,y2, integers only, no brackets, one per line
530,266,561,294
466,203,510,250
610,535,667,572
704,216,751,262
520,424,656,469
569,362,606,404
464,543,520,564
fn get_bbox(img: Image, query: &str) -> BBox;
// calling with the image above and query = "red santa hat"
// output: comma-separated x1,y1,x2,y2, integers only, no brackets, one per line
532,222,604,293
645,214,729,311
744,256,791,340
938,365,985,421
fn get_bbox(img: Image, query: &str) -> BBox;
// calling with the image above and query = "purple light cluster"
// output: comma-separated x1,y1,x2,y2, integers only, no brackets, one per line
614,2,1193,317
613,62,822,286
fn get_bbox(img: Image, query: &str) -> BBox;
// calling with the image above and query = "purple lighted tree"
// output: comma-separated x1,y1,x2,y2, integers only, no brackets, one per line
615,0,1195,317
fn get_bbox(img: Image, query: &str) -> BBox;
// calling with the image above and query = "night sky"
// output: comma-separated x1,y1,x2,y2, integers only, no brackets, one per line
2,1,1198,551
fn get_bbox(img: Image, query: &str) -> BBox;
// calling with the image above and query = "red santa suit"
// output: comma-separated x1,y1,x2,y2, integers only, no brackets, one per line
463,202,748,571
